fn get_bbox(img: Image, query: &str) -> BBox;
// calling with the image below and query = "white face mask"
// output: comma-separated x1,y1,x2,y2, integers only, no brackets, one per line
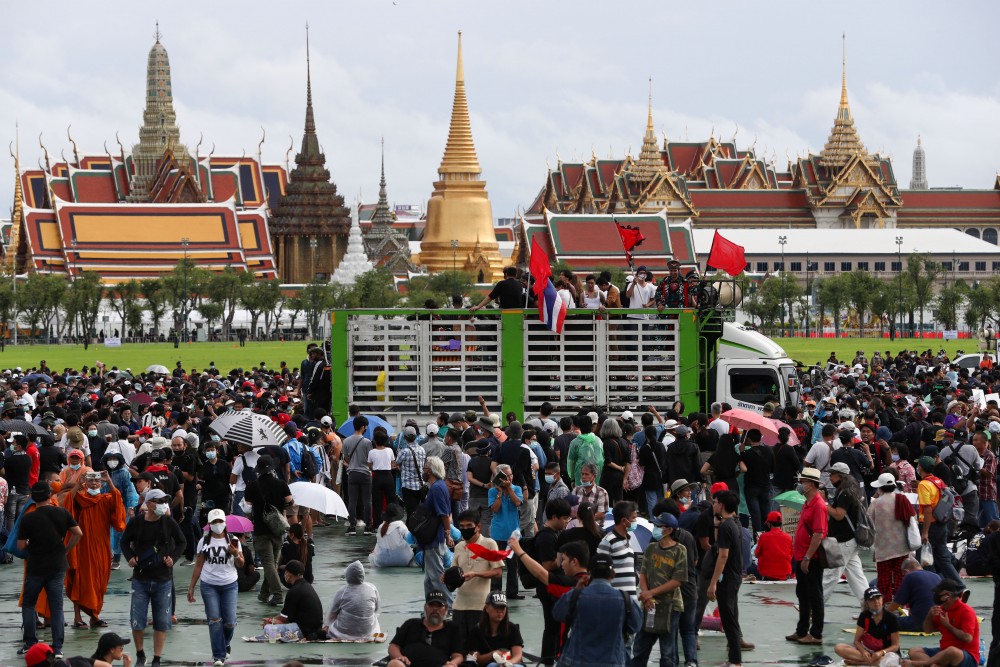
210,523,226,535
86,487,101,496
106,460,120,470
153,503,169,517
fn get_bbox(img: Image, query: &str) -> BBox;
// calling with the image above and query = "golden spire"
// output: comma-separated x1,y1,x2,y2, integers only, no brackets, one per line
632,78,666,181
7,123,24,272
819,33,870,169
437,31,482,176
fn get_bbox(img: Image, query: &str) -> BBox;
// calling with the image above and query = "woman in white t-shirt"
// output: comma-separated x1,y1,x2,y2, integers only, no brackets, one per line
187,509,245,665
367,431,396,531
369,503,414,568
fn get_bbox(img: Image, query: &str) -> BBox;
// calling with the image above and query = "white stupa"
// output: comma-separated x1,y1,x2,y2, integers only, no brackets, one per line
331,214,374,285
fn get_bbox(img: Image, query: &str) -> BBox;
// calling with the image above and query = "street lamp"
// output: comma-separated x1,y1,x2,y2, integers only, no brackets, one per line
778,235,787,337
896,236,903,339
805,250,811,338
450,239,459,298
309,237,319,339
181,237,189,344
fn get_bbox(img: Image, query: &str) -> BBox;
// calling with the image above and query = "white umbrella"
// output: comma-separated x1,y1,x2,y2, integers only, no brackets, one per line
290,482,349,517
146,364,170,374
602,515,655,553
209,411,287,449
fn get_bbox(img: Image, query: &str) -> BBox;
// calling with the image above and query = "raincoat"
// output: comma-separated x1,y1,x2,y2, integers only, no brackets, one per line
368,520,414,568
325,560,381,640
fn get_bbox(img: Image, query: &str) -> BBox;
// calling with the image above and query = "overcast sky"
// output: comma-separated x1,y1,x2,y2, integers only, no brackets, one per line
2,1,998,221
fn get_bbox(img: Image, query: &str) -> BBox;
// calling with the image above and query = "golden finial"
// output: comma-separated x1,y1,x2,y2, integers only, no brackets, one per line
66,125,79,167
840,33,849,110
154,20,162,43
285,135,294,173
456,30,464,83
257,126,266,161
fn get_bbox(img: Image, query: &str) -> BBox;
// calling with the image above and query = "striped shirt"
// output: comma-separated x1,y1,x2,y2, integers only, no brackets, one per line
597,530,637,595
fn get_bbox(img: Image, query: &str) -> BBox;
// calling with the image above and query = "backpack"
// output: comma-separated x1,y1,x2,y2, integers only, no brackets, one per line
240,454,258,486
943,446,980,487
564,585,633,642
406,503,441,547
298,444,318,481
623,441,644,492
931,481,957,523
847,503,876,548
516,534,541,589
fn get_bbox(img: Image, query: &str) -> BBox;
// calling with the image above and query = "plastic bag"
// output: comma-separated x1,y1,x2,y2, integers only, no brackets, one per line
919,542,934,567
905,516,921,552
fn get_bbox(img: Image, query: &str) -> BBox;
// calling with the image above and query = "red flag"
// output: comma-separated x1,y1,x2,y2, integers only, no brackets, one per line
529,236,552,297
465,541,512,562
615,222,646,264
707,230,746,277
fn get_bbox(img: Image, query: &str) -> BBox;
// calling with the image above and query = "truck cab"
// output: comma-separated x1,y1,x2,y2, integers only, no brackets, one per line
711,322,799,412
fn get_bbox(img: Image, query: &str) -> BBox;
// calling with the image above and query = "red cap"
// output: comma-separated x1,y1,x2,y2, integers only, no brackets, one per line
710,482,729,495
767,510,782,524
242,381,254,390
277,395,289,404
25,642,53,667
136,426,154,436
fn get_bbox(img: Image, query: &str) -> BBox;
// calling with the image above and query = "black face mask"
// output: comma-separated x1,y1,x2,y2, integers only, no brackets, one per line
459,527,476,541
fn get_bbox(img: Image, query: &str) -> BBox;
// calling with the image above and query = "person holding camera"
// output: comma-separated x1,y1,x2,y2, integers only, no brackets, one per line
120,489,186,667
488,465,523,600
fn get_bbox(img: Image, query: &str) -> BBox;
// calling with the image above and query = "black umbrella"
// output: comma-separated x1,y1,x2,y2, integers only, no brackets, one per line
0,420,43,436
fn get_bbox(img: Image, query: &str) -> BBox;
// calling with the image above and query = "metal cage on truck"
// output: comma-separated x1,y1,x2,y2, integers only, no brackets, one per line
329,308,724,424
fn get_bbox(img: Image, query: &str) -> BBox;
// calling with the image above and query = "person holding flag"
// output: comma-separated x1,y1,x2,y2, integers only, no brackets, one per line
529,238,567,334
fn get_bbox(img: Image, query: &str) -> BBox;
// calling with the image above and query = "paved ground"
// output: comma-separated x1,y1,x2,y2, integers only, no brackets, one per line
0,522,994,666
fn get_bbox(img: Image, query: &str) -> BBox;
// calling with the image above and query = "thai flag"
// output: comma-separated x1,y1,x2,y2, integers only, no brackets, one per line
530,237,567,334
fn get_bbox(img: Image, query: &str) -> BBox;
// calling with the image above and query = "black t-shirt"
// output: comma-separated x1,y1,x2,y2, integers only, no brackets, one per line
391,618,463,667
174,451,199,509
714,516,743,582
200,459,233,509
38,444,66,477
533,526,560,572
245,474,292,527
554,433,575,482
488,278,524,309
146,465,180,499
856,609,900,648
556,527,601,556
828,488,861,543
772,443,801,492
492,440,531,494
281,579,324,639
2,451,33,494
694,505,716,557
467,455,494,505
18,505,78,576
740,445,774,488
470,622,524,655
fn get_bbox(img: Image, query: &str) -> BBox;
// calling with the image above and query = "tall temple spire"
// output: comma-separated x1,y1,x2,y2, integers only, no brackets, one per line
632,78,666,181
130,24,190,200
910,135,929,189
818,34,869,169
371,137,393,227
363,138,417,274
438,31,482,176
304,22,316,136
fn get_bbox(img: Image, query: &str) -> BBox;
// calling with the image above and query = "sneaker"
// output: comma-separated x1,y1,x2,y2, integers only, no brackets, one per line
213,660,225,666
180,558,194,566
135,650,146,667
960,589,971,604
110,560,120,570
226,644,231,655
267,594,283,606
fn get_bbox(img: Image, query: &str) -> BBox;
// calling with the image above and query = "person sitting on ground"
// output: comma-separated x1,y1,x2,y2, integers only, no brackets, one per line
905,579,980,667
90,632,132,667
386,590,464,667
886,558,942,632
959,520,1000,577
256,560,324,642
467,592,524,667
232,533,260,592
749,511,792,581
23,642,110,667
324,560,381,641
369,504,414,568
835,587,900,666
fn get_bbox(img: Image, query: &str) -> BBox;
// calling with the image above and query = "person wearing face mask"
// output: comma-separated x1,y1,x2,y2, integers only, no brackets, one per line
102,452,139,570
834,587,901,666
105,426,136,468
120,488,186,667
57,450,91,504
186,509,244,666
450,510,503,646
906,579,980,667
199,442,233,522
631,511,687,667
597,500,638,597
84,422,107,471
572,464,609,523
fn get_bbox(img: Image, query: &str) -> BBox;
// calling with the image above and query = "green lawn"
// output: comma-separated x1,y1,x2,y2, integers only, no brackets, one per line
775,337,977,367
0,341,319,373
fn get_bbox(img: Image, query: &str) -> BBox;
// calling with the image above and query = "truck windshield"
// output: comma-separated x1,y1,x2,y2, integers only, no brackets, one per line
728,368,779,407
780,364,799,407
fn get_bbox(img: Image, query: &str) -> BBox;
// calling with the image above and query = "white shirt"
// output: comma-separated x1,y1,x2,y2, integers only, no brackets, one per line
197,534,239,586
106,439,136,466
627,281,656,318
708,418,729,437
231,450,260,492
557,288,573,309
367,447,395,471
805,439,840,471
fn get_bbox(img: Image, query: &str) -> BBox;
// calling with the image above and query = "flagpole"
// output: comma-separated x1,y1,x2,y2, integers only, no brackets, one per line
612,214,634,272
521,209,531,310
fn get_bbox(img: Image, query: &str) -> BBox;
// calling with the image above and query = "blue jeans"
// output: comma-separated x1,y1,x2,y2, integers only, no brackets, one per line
630,606,680,667
979,499,999,529
231,490,246,518
678,596,698,666
130,578,173,632
200,580,238,660
22,571,66,651
422,541,454,606
645,489,662,515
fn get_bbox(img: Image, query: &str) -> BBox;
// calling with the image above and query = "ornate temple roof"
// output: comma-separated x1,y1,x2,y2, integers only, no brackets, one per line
269,27,350,237
363,140,417,274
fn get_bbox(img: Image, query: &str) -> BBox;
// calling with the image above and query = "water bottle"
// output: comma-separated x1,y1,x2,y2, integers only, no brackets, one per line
508,529,521,559
645,603,656,630
980,638,986,665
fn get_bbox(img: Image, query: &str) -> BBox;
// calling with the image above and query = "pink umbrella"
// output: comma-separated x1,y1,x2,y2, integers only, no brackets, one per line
203,513,254,534
719,408,799,446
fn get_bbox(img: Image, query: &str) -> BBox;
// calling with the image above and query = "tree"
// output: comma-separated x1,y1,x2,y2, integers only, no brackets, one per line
906,253,940,334
845,270,879,333
263,291,287,337
0,274,15,343
208,268,251,338
240,278,282,337
140,278,167,338
197,301,225,338
22,274,67,342
818,274,849,337
63,272,104,349
107,279,144,339
404,270,476,308
285,295,306,336
935,282,968,331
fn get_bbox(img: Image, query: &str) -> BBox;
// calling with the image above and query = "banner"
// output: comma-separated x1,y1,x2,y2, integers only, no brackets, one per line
104,337,122,348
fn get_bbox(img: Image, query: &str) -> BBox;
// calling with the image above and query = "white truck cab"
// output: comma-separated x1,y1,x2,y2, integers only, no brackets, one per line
714,322,799,412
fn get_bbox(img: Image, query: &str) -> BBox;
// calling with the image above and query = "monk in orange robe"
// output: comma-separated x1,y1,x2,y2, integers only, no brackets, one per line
64,470,126,627
57,449,91,505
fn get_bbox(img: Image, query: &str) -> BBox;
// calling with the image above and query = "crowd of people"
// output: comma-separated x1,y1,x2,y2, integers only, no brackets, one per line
4,342,1000,667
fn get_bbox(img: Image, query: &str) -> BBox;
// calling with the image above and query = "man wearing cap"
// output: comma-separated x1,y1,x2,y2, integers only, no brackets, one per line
917,457,963,583
17,481,83,659
787,468,828,645
257,559,324,642
867,472,913,601
65,470,127,629
120,488,186,667
906,579,980,667
387,590,464,667
632,511,687,667
970,430,998,529
822,462,869,605
396,426,427,518
553,551,641,667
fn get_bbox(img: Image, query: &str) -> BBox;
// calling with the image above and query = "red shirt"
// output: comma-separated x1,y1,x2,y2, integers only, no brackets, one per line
26,443,40,487
932,600,979,662
755,527,793,579
793,493,828,561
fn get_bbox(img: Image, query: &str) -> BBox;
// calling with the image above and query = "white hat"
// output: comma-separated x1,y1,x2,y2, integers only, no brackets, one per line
320,416,333,426
989,422,1000,434
620,410,634,422
112,394,126,405
870,472,897,489
663,419,679,430
587,411,599,424
171,429,188,441
426,422,438,435
207,508,227,524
